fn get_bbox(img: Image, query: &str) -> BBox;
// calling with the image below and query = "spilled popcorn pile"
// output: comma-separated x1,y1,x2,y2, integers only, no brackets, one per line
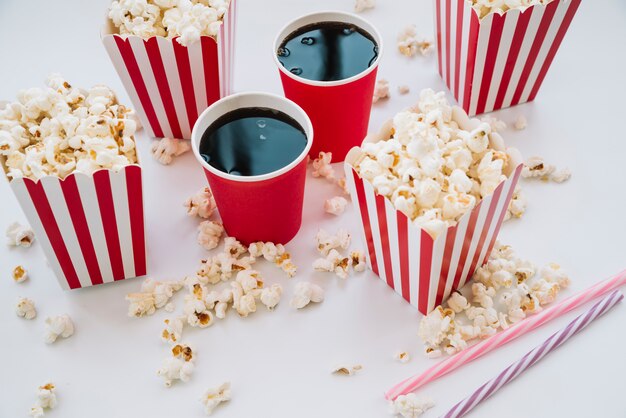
108,0,231,46
418,242,570,357
397,25,434,57
313,229,366,279
468,0,554,19
353,89,522,239
0,75,138,180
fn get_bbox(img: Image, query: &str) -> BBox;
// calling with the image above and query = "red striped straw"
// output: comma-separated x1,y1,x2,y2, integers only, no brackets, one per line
442,290,623,418
385,269,626,400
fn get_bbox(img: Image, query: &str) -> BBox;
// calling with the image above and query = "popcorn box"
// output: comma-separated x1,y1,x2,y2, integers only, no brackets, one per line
101,0,237,140
1,161,147,290
435,0,581,116
344,143,522,315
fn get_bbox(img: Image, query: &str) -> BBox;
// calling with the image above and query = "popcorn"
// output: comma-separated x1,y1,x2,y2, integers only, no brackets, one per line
373,79,390,103
197,221,224,250
44,314,74,344
418,306,454,347
16,297,37,320
184,286,215,327
12,265,28,283
157,343,196,387
200,382,231,415
235,269,263,294
184,187,217,219
161,317,185,343
389,394,434,418
30,382,57,417
394,351,411,363
551,168,572,183
331,364,362,376
397,25,434,57
151,137,191,165
233,290,256,317
126,292,157,317
398,85,410,95
505,186,526,220
290,282,324,309
313,249,351,279
0,76,138,180
522,156,571,183
514,115,527,130
447,291,469,313
468,0,552,19
260,284,282,310
311,151,335,180
324,196,348,216
315,229,351,256
350,250,367,272
247,241,297,277
6,222,34,247
354,0,375,13
480,115,507,133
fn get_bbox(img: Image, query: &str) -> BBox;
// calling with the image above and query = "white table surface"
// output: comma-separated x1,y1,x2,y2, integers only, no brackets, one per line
1,0,625,417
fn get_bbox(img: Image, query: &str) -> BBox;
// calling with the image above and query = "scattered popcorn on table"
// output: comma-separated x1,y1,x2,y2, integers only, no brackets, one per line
290,282,324,309
324,196,348,216
184,187,217,219
522,156,571,183
354,89,523,239
373,79,390,103
151,137,191,165
200,382,231,415
394,351,411,363
332,364,362,376
514,115,527,130
398,85,410,95
313,249,351,279
260,284,282,311
551,168,572,183
418,242,571,355
480,115,507,133
44,314,74,344
315,229,351,256
126,292,157,317
350,250,367,272
0,75,138,180
197,220,224,250
354,0,375,13
6,222,34,247
157,343,196,387
108,0,231,46
127,278,183,317
468,0,552,19
12,265,28,283
397,25,434,57
312,151,335,180
16,297,37,320
29,382,57,417
162,317,185,344
389,394,434,418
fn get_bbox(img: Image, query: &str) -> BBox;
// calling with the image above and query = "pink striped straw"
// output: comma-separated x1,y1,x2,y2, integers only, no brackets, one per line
385,269,626,400
442,290,624,418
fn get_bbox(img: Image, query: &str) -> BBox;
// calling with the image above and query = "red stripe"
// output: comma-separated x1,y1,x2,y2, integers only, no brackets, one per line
352,170,379,276
93,171,125,281
493,8,534,111
462,11,480,113
435,227,457,306
451,200,482,290
484,165,523,260
465,183,505,280
453,0,465,100
202,37,221,107
126,166,147,277
172,40,199,133
145,38,183,138
436,0,443,77
527,0,581,102
475,14,507,115
397,212,410,303
24,180,81,289
60,176,103,286
418,230,434,314
375,194,395,290
113,36,163,138
445,0,452,87
509,1,559,106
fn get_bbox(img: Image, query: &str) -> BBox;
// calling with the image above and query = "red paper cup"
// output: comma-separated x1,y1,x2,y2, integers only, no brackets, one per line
436,0,581,116
101,0,238,139
273,11,383,163
191,92,313,245
1,160,147,290
344,113,522,315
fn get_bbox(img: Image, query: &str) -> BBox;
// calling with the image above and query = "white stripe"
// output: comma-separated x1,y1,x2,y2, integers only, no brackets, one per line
109,169,135,279
385,199,403,296
158,38,191,139
519,1,571,103
75,174,115,284
457,0,471,109
344,166,372,271
407,221,421,308
427,230,448,312
217,24,225,98
129,36,174,138
188,40,208,117
229,0,237,94
468,17,492,116
440,0,448,89
448,0,458,95
102,35,156,138
458,195,492,288
10,180,69,290
483,12,518,113
442,208,471,300
363,181,386,286
501,8,545,108
40,177,92,288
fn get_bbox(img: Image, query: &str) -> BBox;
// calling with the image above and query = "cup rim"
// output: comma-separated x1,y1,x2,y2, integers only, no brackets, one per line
191,91,314,183
272,10,384,88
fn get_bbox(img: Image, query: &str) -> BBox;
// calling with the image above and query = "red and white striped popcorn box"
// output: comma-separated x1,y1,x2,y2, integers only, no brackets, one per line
1,160,147,290
435,0,581,116
343,135,523,315
101,0,237,140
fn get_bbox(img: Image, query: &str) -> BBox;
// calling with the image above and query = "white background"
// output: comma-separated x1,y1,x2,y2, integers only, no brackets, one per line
1,0,625,417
